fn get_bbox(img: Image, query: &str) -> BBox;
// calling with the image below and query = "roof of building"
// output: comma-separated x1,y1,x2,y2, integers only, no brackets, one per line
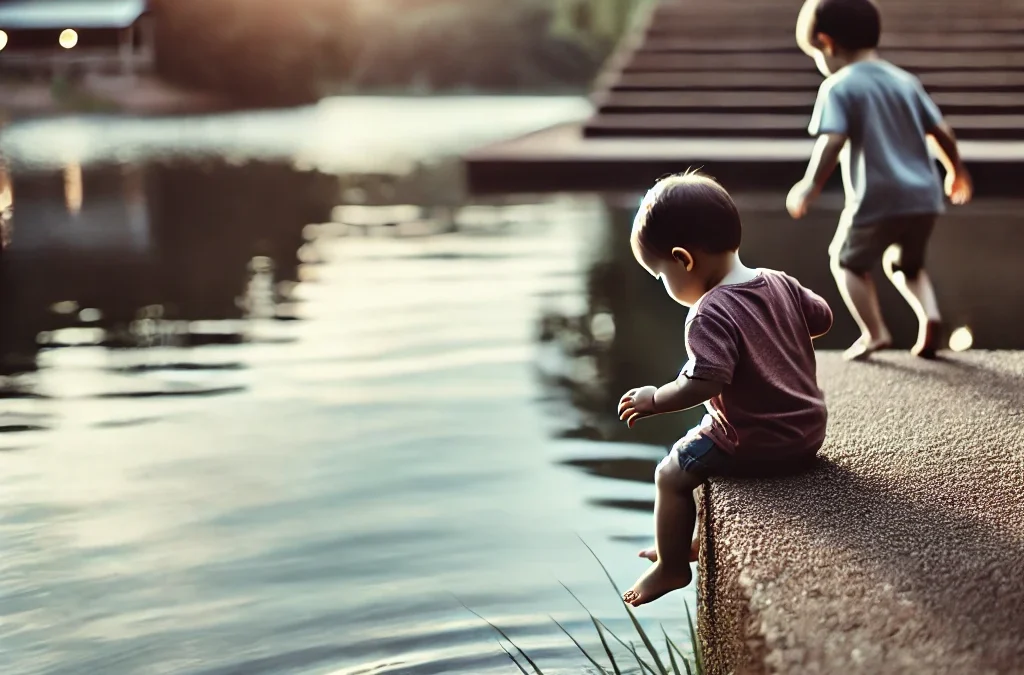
0,0,148,30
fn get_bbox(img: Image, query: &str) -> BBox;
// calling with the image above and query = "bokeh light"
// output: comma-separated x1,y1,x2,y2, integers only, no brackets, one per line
949,326,974,352
0,31,8,51
64,163,83,214
59,29,78,49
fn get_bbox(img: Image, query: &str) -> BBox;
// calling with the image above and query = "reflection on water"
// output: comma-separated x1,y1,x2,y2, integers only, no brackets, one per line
0,100,694,675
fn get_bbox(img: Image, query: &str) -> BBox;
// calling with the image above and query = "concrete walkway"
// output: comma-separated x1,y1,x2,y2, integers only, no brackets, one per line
698,351,1024,675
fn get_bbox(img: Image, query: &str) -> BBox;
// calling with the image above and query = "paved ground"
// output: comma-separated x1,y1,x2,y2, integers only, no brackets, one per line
698,351,1024,675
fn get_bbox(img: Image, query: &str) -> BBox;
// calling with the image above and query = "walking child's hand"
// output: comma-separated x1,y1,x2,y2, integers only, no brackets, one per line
786,180,815,219
618,386,658,428
945,169,973,205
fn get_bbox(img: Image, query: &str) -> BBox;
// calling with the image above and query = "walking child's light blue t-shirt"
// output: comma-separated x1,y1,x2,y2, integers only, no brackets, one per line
808,59,946,227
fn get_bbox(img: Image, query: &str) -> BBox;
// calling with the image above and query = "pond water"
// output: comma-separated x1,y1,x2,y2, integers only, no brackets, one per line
2,96,1022,675
0,98,701,675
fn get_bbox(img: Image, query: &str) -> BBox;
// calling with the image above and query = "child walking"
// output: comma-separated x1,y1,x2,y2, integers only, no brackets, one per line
618,172,832,607
787,0,973,361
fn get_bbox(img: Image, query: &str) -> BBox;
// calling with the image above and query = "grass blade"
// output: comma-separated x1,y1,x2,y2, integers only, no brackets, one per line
684,602,704,675
629,642,659,675
595,619,658,675
559,583,621,675
593,616,622,675
663,629,682,675
666,634,693,675
550,615,607,674
456,597,546,675
498,641,530,675
577,537,669,674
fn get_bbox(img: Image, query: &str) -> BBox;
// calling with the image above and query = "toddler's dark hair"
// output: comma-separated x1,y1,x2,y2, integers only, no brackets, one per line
813,0,881,51
632,171,741,258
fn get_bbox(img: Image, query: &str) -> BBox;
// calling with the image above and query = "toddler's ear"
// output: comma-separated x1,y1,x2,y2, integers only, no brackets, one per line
671,247,694,272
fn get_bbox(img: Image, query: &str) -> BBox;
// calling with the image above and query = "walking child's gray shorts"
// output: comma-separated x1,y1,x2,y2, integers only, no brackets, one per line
831,213,937,278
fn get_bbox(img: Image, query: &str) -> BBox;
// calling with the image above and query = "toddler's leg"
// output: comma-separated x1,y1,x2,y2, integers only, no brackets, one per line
638,490,701,563
623,455,703,607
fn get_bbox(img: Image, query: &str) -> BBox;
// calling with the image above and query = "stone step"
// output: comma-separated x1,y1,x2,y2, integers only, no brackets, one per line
621,51,1024,73
592,91,1024,115
583,113,1024,140
643,14,1024,35
602,70,1024,93
637,33,1024,53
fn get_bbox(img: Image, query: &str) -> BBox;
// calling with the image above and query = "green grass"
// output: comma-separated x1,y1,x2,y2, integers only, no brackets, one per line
462,539,704,675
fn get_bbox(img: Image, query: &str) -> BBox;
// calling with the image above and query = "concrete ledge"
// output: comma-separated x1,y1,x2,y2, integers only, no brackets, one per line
697,351,1024,675
464,122,1024,195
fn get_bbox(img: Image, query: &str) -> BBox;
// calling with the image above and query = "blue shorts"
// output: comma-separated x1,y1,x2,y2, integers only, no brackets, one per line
672,434,818,478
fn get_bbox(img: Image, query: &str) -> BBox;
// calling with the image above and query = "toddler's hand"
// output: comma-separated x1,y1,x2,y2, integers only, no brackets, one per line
618,386,657,428
945,169,973,206
786,181,814,219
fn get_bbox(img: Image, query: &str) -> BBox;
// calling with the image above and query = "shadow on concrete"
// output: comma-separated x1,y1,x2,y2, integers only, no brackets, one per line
762,454,1024,668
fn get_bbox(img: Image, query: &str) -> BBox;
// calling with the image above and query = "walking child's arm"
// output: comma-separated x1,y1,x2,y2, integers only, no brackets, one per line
795,0,822,57
802,133,847,196
788,133,846,218
927,121,973,205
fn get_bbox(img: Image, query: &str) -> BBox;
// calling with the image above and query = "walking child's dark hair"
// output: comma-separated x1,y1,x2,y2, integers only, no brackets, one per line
632,170,742,258
813,0,881,51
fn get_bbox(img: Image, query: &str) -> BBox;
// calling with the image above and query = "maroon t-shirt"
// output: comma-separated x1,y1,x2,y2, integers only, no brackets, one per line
680,269,832,459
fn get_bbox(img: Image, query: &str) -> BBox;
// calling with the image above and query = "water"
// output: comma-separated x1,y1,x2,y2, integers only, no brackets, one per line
0,98,700,675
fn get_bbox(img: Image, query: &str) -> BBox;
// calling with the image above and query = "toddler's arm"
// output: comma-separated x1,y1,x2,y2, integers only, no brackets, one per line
617,377,722,428
927,121,973,205
798,285,833,339
653,377,723,416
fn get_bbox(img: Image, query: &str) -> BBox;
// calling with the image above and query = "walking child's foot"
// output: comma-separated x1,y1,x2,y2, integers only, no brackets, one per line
912,320,944,359
843,334,891,362
622,561,692,607
638,538,699,564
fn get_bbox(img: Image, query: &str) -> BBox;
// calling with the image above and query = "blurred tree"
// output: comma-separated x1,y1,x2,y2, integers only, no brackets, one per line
151,0,361,106
148,0,643,105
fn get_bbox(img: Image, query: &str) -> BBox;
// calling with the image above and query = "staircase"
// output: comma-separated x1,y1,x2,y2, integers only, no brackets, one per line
586,0,1024,140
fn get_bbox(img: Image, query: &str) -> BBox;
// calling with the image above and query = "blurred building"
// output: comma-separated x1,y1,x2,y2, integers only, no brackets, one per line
0,0,154,80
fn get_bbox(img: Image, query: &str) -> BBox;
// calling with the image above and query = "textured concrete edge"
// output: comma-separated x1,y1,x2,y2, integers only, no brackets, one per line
698,480,769,675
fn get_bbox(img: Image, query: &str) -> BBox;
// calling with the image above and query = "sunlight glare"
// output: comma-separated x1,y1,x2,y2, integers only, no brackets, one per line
949,326,973,352
59,29,79,49
64,162,83,214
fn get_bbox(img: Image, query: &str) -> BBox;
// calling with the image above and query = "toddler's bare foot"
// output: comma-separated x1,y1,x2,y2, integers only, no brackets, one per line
843,333,891,362
638,538,699,564
911,320,943,359
623,561,692,607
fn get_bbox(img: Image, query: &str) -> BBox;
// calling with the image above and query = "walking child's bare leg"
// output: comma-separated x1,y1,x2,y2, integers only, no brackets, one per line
624,457,702,607
883,252,943,357
832,260,892,360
